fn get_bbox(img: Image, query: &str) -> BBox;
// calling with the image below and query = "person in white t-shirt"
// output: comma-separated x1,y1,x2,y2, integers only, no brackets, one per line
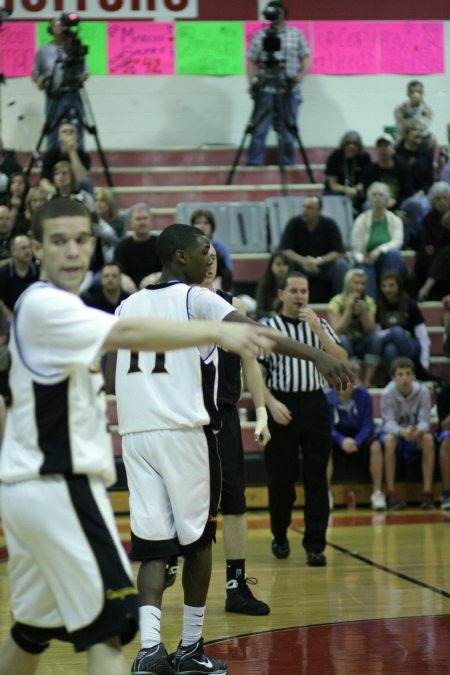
0,198,273,675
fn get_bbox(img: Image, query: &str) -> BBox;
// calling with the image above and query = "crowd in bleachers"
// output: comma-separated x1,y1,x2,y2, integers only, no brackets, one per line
0,77,449,510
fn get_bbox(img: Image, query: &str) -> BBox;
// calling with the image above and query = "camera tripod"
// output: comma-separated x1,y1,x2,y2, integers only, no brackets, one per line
226,81,315,194
26,84,113,189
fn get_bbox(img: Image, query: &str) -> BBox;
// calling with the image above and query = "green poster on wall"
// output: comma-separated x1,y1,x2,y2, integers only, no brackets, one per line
37,21,107,76
176,21,244,75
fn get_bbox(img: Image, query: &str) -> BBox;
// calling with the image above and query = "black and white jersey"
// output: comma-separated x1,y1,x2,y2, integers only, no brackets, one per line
0,283,118,485
115,281,234,434
260,314,341,392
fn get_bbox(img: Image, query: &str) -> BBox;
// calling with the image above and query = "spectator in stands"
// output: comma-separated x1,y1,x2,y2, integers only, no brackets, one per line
438,123,450,184
32,17,88,149
190,209,233,292
323,130,372,212
246,1,310,166
81,263,129,314
0,139,23,202
326,359,386,511
51,160,93,209
396,119,434,228
113,203,161,289
94,187,125,238
0,205,13,264
255,251,290,318
443,294,450,359
351,182,405,298
280,195,350,302
0,235,39,317
414,182,450,293
394,80,434,146
5,172,29,238
40,120,92,195
24,186,48,224
380,357,435,510
364,270,430,387
328,268,376,368
436,381,450,509
417,244,450,303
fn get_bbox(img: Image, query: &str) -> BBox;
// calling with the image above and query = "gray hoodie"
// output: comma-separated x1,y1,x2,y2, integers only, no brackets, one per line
381,380,431,435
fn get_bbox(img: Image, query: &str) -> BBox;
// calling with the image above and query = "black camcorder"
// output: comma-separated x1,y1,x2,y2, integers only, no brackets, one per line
59,12,88,92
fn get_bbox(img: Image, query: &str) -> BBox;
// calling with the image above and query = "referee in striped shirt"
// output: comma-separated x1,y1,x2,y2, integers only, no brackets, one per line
260,271,347,566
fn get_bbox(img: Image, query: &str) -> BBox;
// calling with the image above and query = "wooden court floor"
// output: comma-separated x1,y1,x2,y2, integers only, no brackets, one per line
1,508,449,674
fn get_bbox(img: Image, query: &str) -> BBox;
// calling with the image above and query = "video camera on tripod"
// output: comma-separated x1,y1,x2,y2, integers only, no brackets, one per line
251,2,292,95
46,12,88,95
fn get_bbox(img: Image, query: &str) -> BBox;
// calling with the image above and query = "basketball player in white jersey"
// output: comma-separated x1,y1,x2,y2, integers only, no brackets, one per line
0,199,274,675
111,224,354,675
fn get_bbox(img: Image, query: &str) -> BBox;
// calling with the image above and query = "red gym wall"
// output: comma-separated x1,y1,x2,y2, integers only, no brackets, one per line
197,1,450,21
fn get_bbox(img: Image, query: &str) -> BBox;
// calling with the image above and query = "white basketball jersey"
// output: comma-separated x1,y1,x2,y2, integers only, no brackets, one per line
115,282,234,433
0,283,118,486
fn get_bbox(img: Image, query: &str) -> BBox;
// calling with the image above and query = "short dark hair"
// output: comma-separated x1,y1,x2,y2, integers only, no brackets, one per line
407,80,423,93
156,223,206,265
304,194,323,210
278,270,307,290
190,209,216,234
391,357,415,376
266,1,288,16
31,197,91,242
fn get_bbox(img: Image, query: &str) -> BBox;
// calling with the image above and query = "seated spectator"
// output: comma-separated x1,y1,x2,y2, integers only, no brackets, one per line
436,381,450,509
0,235,39,317
396,119,434,233
380,357,435,510
24,186,48,229
81,263,130,314
414,182,450,293
326,359,386,511
51,160,93,209
190,209,233,291
328,268,376,368
323,130,372,212
280,195,350,302
394,80,434,146
113,203,161,289
0,205,13,264
364,271,430,387
438,123,450,184
0,138,23,202
443,294,450,359
6,172,29,237
351,182,405,298
255,251,290,319
40,120,92,196
417,240,450,302
94,187,125,238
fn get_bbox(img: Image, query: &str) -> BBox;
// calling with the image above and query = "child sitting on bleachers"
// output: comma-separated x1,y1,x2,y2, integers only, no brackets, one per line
394,80,434,147
326,359,385,511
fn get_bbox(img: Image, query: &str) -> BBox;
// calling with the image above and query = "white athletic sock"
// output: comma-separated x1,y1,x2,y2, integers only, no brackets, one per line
139,605,162,649
181,604,205,647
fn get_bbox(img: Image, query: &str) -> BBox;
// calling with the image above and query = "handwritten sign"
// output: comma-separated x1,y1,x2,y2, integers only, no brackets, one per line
312,21,377,74
378,22,444,74
244,21,310,57
0,22,35,77
108,22,174,75
176,21,244,75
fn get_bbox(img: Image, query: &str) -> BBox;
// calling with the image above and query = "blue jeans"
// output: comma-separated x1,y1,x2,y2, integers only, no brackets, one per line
366,325,420,373
338,334,374,363
358,249,406,299
247,89,302,166
45,91,85,150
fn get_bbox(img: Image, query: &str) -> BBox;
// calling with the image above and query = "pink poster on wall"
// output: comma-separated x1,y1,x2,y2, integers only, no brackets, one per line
108,22,174,75
378,22,444,74
312,21,378,74
0,22,35,78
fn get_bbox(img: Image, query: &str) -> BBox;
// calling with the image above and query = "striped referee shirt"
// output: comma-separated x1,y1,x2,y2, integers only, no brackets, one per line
260,314,341,393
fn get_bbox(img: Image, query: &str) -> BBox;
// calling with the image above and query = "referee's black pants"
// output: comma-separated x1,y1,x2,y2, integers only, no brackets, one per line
264,389,331,554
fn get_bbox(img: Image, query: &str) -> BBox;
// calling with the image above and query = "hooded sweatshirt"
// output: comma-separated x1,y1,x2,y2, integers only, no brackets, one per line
381,380,431,435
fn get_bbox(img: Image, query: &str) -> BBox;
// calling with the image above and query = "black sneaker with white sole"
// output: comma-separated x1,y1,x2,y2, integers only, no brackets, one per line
225,577,270,615
172,638,227,674
131,643,174,675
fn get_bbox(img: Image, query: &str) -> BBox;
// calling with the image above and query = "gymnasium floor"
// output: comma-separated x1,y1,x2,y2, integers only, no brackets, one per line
1,508,449,674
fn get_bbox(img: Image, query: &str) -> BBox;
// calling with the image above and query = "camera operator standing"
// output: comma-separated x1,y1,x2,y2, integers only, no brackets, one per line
32,16,88,151
246,1,310,166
